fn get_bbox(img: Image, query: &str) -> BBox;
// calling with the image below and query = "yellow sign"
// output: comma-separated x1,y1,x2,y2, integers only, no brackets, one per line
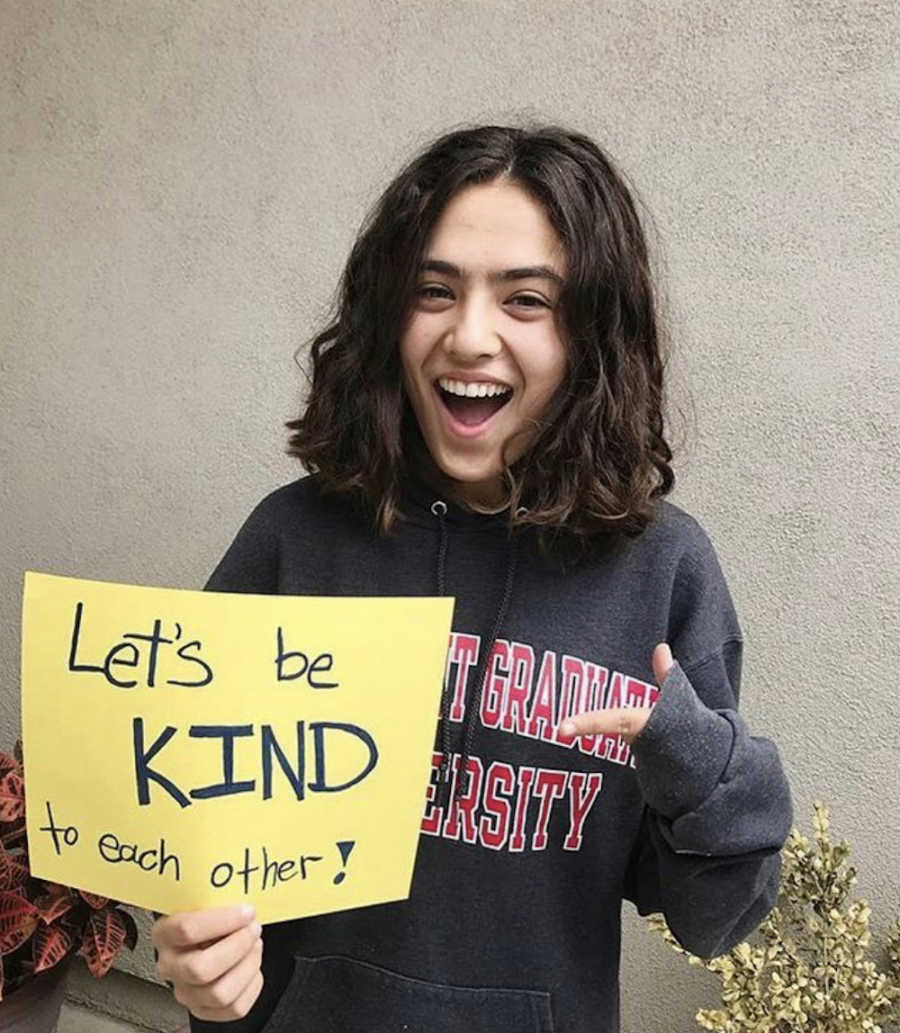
21,572,454,924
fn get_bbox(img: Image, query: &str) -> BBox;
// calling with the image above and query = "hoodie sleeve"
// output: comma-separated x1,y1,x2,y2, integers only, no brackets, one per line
623,522,793,960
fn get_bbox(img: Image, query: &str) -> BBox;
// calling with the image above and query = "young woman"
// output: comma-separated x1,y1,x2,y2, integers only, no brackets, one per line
153,124,793,1033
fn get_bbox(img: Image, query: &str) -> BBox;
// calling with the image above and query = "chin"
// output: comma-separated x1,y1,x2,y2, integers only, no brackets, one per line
435,455,502,487
433,462,509,509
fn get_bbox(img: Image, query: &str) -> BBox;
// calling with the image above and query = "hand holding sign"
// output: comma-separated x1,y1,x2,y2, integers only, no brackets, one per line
21,573,454,925
152,905,263,1021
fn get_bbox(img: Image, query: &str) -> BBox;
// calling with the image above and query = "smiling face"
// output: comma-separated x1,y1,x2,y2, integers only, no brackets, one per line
399,178,569,508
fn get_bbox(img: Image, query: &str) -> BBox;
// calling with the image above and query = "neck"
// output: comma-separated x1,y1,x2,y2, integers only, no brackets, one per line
409,442,509,514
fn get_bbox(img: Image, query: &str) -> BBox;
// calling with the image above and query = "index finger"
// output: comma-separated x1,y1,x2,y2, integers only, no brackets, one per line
152,905,256,951
559,706,652,744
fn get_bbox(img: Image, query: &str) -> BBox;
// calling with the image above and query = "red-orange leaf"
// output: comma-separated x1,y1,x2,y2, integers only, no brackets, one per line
41,881,66,893
33,884,75,925
0,773,25,824
79,909,127,978
0,891,38,943
0,847,28,892
32,923,73,973
78,890,108,910
0,818,26,851
0,911,37,956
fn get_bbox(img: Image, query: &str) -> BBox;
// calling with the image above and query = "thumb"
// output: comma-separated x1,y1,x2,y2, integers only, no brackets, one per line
653,642,674,686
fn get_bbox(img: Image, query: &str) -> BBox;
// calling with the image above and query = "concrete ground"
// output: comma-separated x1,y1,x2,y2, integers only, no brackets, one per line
58,1002,184,1032
59,964,190,1033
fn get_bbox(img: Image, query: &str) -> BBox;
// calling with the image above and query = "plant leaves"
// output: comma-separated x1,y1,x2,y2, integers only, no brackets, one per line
78,890,109,910
0,845,29,891
0,890,38,946
647,800,900,1032
0,772,25,824
0,752,17,781
32,922,73,973
0,911,38,956
33,883,76,925
0,960,36,1002
0,879,39,956
0,817,27,851
79,908,127,979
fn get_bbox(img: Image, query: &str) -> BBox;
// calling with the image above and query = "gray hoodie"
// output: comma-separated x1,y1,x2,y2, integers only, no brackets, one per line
190,474,793,1033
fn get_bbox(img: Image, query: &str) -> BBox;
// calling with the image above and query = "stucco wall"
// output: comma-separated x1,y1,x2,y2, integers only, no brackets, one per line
2,2,897,1030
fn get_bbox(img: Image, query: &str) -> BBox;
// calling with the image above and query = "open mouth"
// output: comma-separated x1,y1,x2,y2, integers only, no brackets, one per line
434,379,513,428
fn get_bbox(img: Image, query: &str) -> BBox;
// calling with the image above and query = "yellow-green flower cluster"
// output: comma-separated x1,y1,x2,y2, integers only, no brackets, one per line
647,801,900,1032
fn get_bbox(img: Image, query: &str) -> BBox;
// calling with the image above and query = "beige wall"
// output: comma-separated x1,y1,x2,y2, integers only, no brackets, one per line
2,1,898,1030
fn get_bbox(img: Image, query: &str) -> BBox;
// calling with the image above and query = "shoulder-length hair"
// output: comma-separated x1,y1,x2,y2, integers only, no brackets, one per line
287,122,679,554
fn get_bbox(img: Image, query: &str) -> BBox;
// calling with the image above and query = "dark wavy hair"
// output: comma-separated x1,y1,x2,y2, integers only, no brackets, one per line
287,122,683,554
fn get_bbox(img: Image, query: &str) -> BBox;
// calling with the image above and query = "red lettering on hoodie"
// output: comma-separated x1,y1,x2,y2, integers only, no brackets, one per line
442,756,483,843
421,751,445,835
564,772,604,850
503,641,535,735
525,650,557,740
480,640,507,729
531,769,568,850
509,766,536,852
448,633,480,722
479,761,515,850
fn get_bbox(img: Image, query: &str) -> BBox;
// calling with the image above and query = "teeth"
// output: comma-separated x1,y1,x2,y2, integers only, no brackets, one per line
438,378,512,398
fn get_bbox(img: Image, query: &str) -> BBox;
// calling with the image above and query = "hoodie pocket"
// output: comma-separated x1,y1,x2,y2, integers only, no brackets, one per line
260,953,555,1033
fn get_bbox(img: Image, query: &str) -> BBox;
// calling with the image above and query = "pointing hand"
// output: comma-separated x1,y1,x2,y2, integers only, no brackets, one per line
558,643,674,746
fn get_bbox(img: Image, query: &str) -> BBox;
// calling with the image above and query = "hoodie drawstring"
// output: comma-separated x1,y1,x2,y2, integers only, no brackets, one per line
431,499,519,808
433,499,453,794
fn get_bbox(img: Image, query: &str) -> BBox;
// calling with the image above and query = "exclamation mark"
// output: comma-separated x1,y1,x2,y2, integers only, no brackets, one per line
333,840,355,885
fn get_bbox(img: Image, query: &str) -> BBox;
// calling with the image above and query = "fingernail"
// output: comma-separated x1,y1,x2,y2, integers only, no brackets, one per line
251,921,262,937
560,720,576,736
240,905,256,920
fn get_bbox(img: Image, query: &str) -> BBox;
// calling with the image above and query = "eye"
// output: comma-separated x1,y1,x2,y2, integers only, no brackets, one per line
508,293,550,310
415,284,453,301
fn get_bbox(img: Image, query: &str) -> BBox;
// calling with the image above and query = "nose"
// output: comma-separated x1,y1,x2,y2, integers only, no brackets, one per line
442,294,501,361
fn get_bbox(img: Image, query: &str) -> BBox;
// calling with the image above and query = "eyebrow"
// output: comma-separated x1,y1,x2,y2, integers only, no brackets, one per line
419,258,564,287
